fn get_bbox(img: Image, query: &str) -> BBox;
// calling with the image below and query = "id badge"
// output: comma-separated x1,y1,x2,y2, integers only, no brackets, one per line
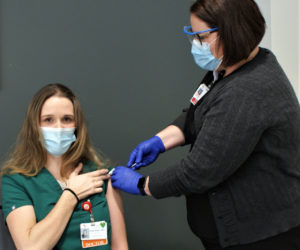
80,221,108,248
190,84,210,105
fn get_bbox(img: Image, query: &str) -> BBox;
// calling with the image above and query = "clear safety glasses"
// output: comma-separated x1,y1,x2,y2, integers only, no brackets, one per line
183,26,218,45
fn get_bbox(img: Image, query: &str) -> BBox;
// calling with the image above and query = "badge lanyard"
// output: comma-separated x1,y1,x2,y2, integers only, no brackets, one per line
80,199,108,248
82,200,95,223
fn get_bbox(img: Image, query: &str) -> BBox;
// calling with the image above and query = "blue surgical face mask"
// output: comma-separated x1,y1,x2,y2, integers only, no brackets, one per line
40,127,76,157
191,39,222,71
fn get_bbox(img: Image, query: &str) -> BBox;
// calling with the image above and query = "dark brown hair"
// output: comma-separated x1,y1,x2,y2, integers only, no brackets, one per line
190,0,265,67
2,83,105,177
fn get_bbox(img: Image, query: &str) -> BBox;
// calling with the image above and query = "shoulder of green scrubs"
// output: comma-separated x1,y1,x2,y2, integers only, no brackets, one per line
1,161,113,250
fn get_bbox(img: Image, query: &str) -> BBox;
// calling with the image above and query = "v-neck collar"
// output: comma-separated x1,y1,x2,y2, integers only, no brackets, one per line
40,167,65,193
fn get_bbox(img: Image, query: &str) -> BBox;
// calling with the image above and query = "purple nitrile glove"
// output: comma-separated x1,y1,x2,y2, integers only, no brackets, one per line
127,136,165,170
111,166,143,195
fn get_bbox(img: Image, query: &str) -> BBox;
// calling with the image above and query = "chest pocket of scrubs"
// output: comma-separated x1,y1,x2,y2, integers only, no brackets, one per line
74,192,109,220
89,194,109,220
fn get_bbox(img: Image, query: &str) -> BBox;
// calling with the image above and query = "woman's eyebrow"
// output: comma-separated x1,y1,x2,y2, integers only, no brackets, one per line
40,114,74,117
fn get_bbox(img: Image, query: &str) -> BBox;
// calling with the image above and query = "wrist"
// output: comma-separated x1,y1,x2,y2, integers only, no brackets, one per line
62,190,78,207
153,136,166,153
144,176,152,196
63,188,80,204
156,125,185,151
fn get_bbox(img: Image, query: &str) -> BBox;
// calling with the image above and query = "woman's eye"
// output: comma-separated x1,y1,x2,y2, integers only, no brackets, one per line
63,117,74,122
44,118,53,123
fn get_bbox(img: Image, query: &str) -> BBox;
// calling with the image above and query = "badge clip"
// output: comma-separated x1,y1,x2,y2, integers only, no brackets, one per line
82,200,95,224
190,83,210,105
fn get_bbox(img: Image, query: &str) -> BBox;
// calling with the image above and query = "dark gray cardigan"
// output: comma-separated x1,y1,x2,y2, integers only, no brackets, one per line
148,48,300,247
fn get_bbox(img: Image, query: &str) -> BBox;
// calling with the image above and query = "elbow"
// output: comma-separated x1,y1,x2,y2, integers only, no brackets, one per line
16,245,37,250
111,244,129,250
15,241,52,250
111,238,128,250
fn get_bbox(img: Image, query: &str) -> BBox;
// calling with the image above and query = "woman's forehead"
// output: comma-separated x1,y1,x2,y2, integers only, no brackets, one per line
41,96,74,116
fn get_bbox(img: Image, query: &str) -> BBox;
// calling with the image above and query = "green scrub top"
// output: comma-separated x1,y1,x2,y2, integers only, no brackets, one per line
1,162,112,250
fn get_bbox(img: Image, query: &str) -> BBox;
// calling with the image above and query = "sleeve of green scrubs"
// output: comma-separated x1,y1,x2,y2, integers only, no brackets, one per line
1,174,33,221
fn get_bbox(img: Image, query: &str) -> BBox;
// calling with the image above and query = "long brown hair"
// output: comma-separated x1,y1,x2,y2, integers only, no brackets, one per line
1,83,105,177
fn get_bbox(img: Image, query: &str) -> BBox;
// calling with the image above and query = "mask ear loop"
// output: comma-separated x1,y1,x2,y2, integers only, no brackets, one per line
209,37,218,45
194,37,218,49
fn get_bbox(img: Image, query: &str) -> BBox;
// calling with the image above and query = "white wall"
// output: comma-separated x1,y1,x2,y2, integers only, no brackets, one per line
257,0,300,100
299,1,300,98
258,0,271,49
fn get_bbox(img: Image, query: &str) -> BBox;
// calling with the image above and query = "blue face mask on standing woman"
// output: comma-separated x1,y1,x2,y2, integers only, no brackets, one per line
191,39,222,71
41,127,76,157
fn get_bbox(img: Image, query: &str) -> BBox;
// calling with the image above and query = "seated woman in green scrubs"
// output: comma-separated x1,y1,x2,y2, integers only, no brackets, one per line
1,83,128,249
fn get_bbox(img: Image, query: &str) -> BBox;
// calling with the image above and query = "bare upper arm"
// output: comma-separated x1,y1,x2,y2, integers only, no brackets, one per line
6,205,36,249
105,180,128,250
106,180,123,210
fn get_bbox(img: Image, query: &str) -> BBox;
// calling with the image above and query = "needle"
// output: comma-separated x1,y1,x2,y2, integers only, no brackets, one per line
108,163,137,176
108,168,115,175
130,163,137,169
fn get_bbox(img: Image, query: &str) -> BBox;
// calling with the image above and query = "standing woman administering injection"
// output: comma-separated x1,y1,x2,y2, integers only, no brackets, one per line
111,0,300,249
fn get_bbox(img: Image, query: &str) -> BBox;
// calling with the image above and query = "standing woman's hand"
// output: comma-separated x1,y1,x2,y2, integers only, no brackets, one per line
66,163,110,201
111,166,143,195
127,136,165,170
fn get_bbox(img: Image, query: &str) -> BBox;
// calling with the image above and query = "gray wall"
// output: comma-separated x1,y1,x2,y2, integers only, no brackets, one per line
0,0,206,249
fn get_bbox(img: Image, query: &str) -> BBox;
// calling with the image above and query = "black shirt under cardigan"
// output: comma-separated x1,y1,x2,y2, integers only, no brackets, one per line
148,48,300,247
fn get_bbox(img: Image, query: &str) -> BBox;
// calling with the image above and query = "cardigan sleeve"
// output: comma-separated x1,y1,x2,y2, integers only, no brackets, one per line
171,108,189,132
149,85,269,198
